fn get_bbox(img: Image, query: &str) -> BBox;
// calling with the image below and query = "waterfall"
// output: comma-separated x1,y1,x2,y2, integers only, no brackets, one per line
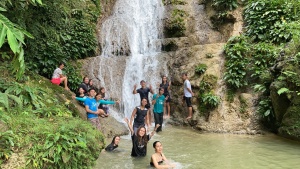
95,0,167,120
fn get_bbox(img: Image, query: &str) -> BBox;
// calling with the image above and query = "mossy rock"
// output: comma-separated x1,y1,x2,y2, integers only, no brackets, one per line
270,80,290,123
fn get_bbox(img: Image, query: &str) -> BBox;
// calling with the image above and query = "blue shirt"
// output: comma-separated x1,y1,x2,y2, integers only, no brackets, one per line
84,97,98,119
152,94,165,113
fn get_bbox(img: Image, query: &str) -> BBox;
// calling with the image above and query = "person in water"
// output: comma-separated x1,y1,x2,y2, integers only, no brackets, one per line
105,135,120,152
50,63,69,90
152,88,168,132
130,98,150,134
159,75,171,118
150,141,176,169
124,118,160,157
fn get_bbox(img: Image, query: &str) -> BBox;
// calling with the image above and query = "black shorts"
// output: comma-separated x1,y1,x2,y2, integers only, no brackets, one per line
163,93,171,103
184,96,192,107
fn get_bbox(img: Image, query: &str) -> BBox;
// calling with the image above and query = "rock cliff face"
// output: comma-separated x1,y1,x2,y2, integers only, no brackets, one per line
82,0,262,134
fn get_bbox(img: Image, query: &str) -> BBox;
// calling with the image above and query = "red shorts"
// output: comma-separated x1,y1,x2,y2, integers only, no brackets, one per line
51,78,61,85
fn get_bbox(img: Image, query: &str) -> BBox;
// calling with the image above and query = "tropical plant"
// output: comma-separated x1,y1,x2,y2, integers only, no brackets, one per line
165,9,187,37
195,63,207,75
201,92,220,108
0,130,16,165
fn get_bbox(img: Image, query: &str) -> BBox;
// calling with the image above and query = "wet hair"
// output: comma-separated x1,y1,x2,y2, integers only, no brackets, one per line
111,135,120,145
153,141,161,148
136,126,149,145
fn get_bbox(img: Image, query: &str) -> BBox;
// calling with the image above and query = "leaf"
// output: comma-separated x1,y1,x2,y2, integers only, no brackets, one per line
62,152,71,163
264,110,270,116
7,94,22,110
0,24,7,47
6,29,19,54
0,92,9,111
277,88,289,95
0,7,7,12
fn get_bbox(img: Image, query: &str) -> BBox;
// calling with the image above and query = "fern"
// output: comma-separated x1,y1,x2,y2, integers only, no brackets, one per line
0,92,22,111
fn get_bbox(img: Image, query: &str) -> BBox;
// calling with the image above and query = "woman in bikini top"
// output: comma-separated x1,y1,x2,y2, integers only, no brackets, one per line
150,141,176,169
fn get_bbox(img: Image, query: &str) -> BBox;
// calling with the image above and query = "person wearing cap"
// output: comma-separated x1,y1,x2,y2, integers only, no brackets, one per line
51,63,69,90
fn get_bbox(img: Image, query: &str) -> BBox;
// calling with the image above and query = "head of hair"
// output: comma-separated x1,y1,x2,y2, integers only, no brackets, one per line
182,72,187,76
161,75,168,84
159,87,164,92
88,88,96,93
95,92,102,98
83,76,89,82
140,80,146,83
89,79,93,84
111,135,120,144
58,62,65,67
153,141,160,148
140,98,148,105
136,126,149,144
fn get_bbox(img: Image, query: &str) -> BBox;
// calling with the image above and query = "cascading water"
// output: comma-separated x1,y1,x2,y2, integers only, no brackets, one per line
96,0,168,120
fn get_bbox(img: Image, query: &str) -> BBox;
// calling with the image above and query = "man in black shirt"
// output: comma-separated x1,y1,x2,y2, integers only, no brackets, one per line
133,80,154,109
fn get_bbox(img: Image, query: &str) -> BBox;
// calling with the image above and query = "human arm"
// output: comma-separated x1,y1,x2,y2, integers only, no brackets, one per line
152,94,157,105
149,124,160,138
186,81,194,96
98,100,116,105
146,109,150,128
85,105,99,114
149,84,154,94
124,118,134,135
75,97,86,102
129,107,137,126
151,153,175,169
133,84,138,94
167,81,171,91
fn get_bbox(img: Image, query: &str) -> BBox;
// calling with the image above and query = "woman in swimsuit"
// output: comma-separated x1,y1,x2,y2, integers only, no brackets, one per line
150,141,175,169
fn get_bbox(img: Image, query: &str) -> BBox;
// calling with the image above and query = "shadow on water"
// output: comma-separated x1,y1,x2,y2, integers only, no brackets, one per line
95,125,300,169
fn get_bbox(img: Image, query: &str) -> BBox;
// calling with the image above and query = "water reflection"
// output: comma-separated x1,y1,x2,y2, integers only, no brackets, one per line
95,125,300,169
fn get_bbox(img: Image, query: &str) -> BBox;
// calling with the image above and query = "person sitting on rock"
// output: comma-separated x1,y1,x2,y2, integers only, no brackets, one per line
50,63,69,90
78,76,90,94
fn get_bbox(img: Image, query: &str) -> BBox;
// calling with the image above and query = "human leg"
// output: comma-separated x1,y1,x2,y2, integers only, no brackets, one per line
88,118,101,130
158,113,163,132
60,77,69,90
153,112,160,131
185,97,192,119
166,102,170,118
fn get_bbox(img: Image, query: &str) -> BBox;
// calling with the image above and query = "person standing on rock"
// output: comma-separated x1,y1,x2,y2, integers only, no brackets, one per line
84,88,101,130
133,80,154,109
130,98,151,134
152,87,167,132
182,73,194,120
159,75,171,118
50,63,69,90
133,80,154,122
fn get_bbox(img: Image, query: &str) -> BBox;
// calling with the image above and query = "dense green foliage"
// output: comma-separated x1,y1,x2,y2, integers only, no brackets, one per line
198,74,220,118
224,0,300,136
0,0,100,91
165,9,187,37
209,0,239,29
0,64,105,167
244,0,300,43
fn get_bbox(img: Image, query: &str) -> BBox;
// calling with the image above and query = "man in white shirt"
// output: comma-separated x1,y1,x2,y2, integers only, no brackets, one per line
182,73,194,119
51,63,69,90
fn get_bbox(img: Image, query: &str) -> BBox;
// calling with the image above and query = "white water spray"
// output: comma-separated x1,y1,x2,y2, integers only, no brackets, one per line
97,0,168,120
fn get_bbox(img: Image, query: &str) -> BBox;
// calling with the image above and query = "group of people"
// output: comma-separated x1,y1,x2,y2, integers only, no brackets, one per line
51,63,194,168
